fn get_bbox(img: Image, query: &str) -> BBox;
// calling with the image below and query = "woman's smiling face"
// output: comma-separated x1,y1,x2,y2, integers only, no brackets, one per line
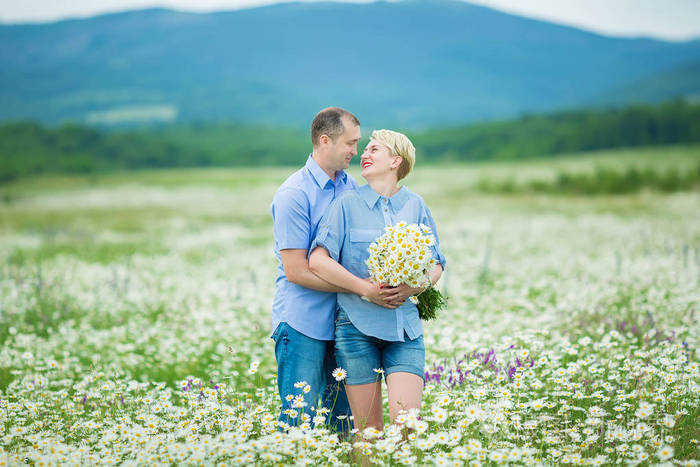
360,138,400,179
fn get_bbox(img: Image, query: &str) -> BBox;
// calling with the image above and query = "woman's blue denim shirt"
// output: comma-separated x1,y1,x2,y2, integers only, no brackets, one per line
310,184,446,342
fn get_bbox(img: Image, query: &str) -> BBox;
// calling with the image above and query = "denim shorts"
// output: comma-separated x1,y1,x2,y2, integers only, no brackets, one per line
334,308,425,385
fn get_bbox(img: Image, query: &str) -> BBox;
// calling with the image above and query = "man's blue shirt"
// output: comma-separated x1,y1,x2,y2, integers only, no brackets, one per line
310,184,446,342
271,155,358,341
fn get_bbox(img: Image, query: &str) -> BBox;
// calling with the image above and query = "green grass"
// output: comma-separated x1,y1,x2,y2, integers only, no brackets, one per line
1,148,698,465
7,239,166,265
0,166,294,195
426,144,700,196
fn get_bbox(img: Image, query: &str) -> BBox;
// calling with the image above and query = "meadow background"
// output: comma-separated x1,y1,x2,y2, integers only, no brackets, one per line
1,0,700,465
1,143,699,465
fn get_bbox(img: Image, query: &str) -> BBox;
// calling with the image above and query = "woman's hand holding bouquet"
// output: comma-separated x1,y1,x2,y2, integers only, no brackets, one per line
365,221,446,320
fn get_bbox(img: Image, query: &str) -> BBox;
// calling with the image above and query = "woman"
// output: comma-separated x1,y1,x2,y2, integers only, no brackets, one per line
309,129,445,431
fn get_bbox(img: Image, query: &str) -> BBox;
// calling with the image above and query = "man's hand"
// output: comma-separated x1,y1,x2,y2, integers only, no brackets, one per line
379,283,424,307
361,280,399,309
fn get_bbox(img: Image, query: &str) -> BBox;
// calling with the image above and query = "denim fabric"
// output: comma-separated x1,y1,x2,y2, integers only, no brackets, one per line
334,308,425,385
310,184,446,342
272,322,352,432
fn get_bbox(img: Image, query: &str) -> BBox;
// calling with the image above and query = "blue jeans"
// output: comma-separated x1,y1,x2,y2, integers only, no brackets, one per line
272,322,352,433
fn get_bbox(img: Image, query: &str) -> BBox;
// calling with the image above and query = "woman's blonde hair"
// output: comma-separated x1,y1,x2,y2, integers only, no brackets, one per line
370,129,416,181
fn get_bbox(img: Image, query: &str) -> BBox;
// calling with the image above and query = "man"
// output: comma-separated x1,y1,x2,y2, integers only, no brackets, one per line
270,107,361,431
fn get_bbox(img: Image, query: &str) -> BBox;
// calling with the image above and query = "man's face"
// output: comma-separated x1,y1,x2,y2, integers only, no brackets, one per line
326,117,361,172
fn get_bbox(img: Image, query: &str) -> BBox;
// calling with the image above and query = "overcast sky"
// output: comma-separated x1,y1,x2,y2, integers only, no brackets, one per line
1,0,699,41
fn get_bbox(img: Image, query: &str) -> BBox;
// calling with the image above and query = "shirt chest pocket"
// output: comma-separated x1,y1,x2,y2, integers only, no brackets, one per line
348,228,383,265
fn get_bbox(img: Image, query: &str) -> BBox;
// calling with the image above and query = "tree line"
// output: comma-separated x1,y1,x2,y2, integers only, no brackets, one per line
411,99,700,161
1,99,699,182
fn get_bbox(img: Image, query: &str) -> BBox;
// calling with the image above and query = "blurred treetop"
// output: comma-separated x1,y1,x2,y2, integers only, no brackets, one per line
1,99,699,183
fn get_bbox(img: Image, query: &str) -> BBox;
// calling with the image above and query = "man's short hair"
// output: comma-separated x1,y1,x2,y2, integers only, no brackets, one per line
311,107,360,147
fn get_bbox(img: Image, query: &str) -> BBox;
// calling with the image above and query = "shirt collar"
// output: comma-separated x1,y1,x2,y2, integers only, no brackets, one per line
359,184,410,210
305,154,347,189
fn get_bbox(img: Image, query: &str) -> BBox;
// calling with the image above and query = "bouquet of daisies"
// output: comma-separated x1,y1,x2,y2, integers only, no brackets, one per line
365,221,446,320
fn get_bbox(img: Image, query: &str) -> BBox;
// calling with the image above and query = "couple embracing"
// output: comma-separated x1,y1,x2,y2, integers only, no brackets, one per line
270,107,445,434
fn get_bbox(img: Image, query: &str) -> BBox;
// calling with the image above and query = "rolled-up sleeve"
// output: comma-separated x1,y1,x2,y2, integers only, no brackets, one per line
421,204,446,268
309,198,346,262
271,188,311,250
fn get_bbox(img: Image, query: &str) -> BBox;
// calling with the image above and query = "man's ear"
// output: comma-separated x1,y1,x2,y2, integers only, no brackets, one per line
319,134,330,146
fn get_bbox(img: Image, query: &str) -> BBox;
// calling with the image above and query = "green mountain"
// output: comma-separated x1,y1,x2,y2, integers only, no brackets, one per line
1,0,699,128
596,60,700,105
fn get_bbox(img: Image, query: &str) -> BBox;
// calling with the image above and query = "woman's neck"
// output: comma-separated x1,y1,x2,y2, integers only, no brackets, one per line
367,176,400,198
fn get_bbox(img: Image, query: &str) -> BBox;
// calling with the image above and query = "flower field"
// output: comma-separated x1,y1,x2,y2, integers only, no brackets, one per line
1,151,699,465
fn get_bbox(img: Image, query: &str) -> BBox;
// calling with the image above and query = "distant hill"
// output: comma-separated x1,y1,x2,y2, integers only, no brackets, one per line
1,0,700,128
595,60,700,105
